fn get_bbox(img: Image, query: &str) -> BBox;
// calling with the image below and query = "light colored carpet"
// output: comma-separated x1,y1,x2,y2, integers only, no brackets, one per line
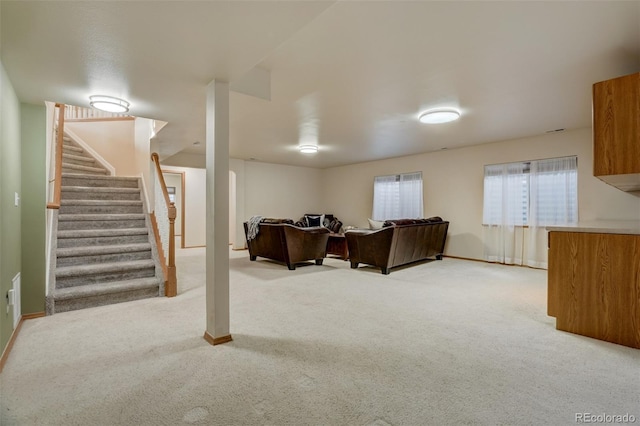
1,247,638,425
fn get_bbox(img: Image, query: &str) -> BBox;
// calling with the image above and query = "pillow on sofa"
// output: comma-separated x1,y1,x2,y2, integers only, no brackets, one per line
329,219,343,233
305,214,324,227
368,218,385,230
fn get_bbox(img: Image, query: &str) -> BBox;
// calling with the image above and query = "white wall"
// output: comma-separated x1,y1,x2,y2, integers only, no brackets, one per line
65,120,136,176
180,127,640,260
134,118,155,212
229,158,246,250
244,161,324,221
321,127,640,260
159,166,206,247
162,173,183,236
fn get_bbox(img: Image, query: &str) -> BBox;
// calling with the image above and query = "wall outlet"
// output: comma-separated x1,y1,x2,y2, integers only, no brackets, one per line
14,192,20,207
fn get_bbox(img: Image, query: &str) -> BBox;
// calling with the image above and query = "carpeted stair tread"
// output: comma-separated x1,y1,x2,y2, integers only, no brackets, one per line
58,213,146,222
62,186,141,194
60,199,143,206
57,228,149,238
50,143,161,313
62,153,95,163
61,173,138,182
62,163,108,174
61,174,140,188
57,243,152,258
56,259,156,278
63,144,84,154
52,277,161,301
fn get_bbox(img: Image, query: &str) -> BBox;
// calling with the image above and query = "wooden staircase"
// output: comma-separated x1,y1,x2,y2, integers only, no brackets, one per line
46,134,164,314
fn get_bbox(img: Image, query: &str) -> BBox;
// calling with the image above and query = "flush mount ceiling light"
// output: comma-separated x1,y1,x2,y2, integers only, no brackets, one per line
299,144,318,154
419,109,461,124
89,95,130,113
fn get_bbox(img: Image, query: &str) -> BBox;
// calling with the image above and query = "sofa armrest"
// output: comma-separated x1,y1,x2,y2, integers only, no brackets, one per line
282,225,330,264
345,227,395,269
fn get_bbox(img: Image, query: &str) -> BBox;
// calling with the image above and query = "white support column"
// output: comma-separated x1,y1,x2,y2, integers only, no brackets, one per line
203,80,232,345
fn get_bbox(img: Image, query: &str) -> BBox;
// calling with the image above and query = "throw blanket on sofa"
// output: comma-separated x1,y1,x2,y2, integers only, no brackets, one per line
246,216,263,241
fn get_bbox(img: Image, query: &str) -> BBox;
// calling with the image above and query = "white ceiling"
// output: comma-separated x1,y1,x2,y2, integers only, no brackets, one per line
2,1,639,169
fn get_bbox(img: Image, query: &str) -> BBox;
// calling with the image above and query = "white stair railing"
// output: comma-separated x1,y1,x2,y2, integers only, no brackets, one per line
65,105,132,121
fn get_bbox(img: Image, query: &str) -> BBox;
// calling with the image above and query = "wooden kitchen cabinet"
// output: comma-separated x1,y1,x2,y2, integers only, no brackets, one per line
593,72,640,191
548,230,640,349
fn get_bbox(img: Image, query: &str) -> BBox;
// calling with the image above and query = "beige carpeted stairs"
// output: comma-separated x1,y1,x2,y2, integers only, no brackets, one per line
46,134,164,314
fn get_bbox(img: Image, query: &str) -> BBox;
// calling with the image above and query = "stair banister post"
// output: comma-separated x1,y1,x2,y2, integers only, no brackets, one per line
166,202,177,297
150,152,178,297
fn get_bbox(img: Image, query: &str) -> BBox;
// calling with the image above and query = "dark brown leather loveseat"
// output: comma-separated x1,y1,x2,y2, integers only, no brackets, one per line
244,219,330,270
345,217,449,274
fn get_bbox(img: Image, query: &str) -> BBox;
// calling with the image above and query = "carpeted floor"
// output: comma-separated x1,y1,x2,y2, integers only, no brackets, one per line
1,246,638,425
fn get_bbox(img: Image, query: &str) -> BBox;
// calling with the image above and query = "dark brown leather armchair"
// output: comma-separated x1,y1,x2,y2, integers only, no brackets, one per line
244,222,330,270
345,219,449,274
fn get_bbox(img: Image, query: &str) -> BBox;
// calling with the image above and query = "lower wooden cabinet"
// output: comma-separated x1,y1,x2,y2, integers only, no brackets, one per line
548,231,640,349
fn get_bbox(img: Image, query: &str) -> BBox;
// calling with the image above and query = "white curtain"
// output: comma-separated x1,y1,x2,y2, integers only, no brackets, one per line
372,172,423,220
483,163,527,265
527,156,578,268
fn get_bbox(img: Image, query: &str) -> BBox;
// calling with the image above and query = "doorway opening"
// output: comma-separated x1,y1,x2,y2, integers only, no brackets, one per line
161,171,185,248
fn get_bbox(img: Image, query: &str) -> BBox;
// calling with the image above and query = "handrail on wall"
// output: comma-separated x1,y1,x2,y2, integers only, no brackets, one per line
46,103,65,210
151,152,177,297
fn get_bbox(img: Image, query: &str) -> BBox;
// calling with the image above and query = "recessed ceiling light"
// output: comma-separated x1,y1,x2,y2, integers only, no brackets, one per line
89,95,130,113
419,109,460,124
299,144,318,154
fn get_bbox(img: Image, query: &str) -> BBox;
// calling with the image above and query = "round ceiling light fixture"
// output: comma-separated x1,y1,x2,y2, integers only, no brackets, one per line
89,95,130,113
418,108,461,124
299,144,318,154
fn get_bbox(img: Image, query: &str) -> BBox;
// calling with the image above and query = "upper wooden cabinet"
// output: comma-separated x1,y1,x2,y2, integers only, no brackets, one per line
593,72,640,191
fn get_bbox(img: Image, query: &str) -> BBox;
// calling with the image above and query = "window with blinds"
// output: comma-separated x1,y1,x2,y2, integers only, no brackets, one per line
483,156,578,226
372,172,423,220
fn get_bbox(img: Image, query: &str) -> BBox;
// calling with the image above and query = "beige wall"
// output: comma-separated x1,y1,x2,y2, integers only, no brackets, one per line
229,159,246,250
162,173,183,236
160,166,206,247
244,161,324,221
133,118,154,210
321,127,640,260
177,127,640,259
65,120,136,176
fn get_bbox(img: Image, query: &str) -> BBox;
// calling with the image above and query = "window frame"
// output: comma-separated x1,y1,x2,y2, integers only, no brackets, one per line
372,171,424,221
482,156,578,227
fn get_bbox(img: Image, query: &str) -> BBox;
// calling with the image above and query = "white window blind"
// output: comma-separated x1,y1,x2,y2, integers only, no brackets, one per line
483,156,577,226
372,172,423,220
